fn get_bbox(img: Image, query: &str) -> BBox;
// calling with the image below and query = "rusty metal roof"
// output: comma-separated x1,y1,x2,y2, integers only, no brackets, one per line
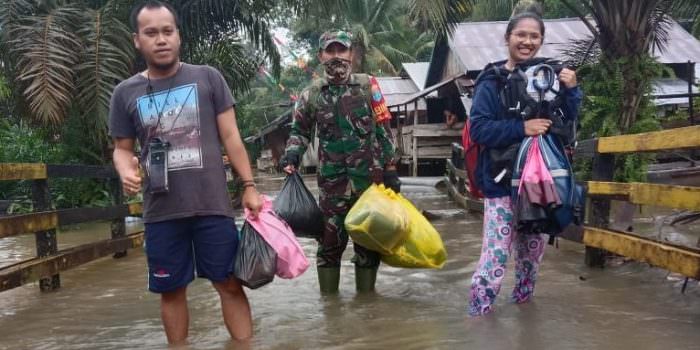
447,17,700,74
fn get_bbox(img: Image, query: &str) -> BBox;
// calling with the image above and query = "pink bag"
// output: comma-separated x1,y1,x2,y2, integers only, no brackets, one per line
518,136,560,206
245,196,310,279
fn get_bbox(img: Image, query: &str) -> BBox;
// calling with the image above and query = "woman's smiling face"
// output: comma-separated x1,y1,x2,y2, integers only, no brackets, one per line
505,18,543,64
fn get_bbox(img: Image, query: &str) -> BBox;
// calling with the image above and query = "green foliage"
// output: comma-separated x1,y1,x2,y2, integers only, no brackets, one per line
577,55,665,139
291,0,436,75
235,65,310,140
0,118,113,213
468,0,589,21
0,0,288,155
0,74,9,100
577,55,666,182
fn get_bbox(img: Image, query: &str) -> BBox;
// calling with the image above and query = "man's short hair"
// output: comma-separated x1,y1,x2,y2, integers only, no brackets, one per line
129,0,180,32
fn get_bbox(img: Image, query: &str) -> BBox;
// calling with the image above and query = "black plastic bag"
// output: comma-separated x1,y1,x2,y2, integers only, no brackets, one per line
234,222,277,289
274,172,323,238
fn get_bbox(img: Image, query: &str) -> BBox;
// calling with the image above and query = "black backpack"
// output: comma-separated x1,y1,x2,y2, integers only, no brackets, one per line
474,58,576,186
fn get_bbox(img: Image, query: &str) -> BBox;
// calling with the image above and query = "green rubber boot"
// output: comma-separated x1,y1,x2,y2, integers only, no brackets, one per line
317,267,340,294
355,267,378,293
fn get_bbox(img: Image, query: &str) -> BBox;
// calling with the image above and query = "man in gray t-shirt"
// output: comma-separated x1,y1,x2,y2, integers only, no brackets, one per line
108,1,261,344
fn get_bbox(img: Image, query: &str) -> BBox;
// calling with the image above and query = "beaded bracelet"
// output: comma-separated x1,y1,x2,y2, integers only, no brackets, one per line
241,180,256,188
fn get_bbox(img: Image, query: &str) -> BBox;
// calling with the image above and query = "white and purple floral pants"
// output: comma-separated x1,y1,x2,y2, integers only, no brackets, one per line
468,196,546,317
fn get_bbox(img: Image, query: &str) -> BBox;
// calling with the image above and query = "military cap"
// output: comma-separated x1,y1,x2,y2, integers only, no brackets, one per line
319,30,353,50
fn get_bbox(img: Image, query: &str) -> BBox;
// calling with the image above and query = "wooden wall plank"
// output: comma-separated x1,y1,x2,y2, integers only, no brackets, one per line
46,164,117,179
586,181,632,198
128,203,143,216
583,227,700,279
0,232,144,292
630,183,700,212
588,182,700,211
0,204,141,238
597,125,700,153
57,205,130,225
0,212,58,238
0,163,47,180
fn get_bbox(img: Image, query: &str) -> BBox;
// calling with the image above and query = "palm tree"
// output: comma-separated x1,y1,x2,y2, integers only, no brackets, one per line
560,0,700,133
0,0,283,146
292,0,438,75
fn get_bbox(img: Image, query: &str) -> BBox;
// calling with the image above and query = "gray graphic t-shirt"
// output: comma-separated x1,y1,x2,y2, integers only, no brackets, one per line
109,63,235,223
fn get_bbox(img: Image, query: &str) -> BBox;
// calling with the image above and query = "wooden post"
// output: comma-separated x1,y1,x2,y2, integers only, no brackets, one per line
688,61,695,125
412,100,420,176
31,179,60,291
585,149,615,268
412,134,418,177
396,107,404,159
414,100,418,125
110,178,127,258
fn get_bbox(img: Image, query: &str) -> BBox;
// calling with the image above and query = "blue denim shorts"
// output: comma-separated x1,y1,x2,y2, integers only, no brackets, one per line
144,215,239,293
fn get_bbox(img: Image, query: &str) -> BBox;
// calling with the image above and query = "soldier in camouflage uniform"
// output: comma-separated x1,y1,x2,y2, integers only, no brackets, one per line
281,30,400,294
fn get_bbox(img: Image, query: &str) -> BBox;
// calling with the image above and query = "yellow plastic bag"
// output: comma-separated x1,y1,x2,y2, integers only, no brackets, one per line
345,184,409,255
382,195,447,269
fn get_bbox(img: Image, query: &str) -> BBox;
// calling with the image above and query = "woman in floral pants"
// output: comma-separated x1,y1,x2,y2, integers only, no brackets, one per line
468,197,545,316
466,7,582,316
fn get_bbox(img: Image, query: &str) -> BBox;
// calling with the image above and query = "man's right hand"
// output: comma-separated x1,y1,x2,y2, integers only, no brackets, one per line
524,118,552,136
121,156,142,195
280,153,300,174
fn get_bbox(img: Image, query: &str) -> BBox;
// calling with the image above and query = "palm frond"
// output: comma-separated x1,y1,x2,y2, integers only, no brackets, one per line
189,40,261,95
75,5,135,144
173,0,282,77
378,44,415,68
9,5,84,125
367,47,398,76
0,0,36,65
408,0,472,38
368,0,398,28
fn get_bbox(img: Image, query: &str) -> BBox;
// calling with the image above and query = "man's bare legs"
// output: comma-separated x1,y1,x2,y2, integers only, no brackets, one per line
213,278,253,340
161,286,189,345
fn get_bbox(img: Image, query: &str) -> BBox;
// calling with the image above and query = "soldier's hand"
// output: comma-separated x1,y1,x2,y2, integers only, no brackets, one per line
383,169,401,193
121,156,142,195
280,153,300,174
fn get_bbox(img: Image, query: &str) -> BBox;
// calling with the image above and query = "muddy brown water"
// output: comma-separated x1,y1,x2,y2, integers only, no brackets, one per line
1,176,698,349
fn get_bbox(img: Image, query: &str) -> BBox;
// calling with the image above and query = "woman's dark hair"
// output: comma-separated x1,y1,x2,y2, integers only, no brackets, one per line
505,11,545,39
505,1,545,40
129,0,180,32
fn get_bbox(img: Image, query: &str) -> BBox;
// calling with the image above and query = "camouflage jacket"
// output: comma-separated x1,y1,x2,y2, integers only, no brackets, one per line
284,74,396,174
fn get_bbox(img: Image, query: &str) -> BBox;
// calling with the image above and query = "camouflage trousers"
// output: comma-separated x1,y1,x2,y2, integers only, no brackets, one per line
316,166,380,268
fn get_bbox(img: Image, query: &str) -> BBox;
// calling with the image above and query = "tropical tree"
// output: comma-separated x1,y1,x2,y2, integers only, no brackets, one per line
0,0,284,149
292,0,437,75
560,0,700,133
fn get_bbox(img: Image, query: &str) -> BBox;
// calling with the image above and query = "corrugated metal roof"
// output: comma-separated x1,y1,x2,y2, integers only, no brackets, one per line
388,73,466,108
401,62,430,89
448,18,700,73
375,77,419,95
651,78,699,106
376,77,426,110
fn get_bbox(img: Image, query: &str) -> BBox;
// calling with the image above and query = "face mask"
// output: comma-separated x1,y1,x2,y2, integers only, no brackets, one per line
323,57,352,83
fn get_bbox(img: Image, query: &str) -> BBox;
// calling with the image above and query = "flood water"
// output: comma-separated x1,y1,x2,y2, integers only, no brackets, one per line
1,176,699,349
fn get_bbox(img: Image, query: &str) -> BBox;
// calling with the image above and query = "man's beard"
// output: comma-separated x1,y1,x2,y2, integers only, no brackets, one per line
150,58,179,72
145,47,181,72
323,57,352,84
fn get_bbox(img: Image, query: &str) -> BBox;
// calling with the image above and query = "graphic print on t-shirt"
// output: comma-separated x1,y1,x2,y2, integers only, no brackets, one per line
137,83,203,170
